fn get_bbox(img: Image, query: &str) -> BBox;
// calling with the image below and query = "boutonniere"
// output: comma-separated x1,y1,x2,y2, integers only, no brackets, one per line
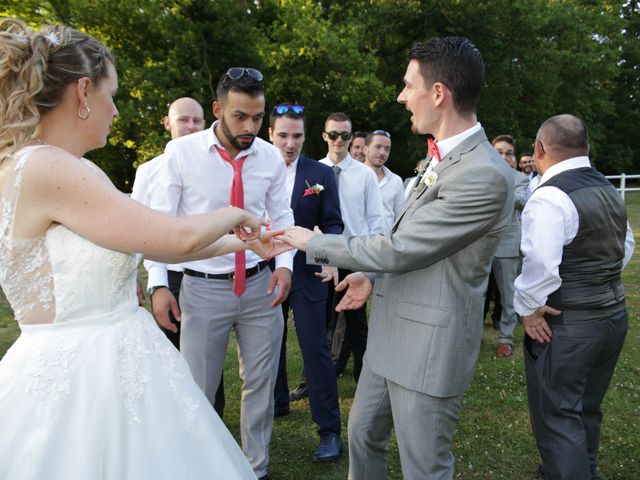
303,180,324,196
414,159,438,191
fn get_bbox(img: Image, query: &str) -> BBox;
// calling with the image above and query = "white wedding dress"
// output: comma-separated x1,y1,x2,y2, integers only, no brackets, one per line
0,147,256,479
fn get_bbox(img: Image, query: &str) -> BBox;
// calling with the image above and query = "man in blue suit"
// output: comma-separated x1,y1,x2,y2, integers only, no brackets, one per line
268,104,344,461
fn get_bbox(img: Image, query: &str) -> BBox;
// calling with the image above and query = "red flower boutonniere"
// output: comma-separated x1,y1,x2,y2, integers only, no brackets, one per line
303,180,325,196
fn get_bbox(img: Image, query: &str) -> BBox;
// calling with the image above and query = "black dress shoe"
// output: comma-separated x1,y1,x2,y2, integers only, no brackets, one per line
258,475,269,480
274,404,290,418
289,383,309,401
312,433,342,462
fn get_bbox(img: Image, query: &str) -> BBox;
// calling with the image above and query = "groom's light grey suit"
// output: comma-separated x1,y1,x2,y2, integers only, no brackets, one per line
306,129,515,479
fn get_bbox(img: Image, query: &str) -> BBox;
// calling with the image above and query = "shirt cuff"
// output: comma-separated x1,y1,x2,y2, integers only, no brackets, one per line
146,264,168,290
274,250,294,272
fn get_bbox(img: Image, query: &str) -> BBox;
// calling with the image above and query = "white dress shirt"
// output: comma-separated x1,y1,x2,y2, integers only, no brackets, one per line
320,154,385,236
514,156,635,316
436,122,482,158
145,123,295,288
132,153,183,274
377,166,405,232
131,154,164,205
285,157,298,199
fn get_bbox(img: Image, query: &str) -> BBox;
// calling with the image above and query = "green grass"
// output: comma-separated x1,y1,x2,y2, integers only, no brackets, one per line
2,192,639,479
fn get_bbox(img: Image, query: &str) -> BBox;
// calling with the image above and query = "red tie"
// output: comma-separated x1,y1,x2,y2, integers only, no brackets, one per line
215,145,248,296
427,138,441,164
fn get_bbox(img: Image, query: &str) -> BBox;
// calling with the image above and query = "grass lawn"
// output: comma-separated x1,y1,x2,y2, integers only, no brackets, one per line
1,192,639,479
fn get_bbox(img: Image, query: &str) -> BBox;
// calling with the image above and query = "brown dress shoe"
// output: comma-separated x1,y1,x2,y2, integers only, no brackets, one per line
496,343,513,357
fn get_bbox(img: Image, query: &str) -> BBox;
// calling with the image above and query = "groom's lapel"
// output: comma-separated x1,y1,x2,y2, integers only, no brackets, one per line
392,129,488,231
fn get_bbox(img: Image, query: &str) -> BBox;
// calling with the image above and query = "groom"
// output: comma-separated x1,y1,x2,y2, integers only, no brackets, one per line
281,36,514,479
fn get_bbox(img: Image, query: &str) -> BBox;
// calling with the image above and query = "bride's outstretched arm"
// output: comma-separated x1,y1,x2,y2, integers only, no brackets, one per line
17,146,260,258
144,230,292,263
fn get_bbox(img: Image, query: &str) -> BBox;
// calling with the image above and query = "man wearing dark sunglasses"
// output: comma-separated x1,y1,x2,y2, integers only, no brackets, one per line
146,68,294,480
268,103,344,462
320,112,385,385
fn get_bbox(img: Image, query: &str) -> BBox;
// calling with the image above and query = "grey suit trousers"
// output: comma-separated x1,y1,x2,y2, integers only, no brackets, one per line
525,309,627,480
348,363,464,480
491,256,518,344
179,268,283,478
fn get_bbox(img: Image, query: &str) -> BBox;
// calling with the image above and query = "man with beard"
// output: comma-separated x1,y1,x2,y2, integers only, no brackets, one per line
146,68,294,480
349,131,368,162
363,130,405,231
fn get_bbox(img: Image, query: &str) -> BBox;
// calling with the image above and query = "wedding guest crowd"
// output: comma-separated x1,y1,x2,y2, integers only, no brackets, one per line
1,15,635,480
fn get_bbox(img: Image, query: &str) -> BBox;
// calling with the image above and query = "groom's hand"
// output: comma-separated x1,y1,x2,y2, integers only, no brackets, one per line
335,272,372,311
150,288,180,333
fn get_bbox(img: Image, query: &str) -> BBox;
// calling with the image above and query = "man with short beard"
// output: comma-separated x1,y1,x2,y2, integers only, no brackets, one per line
349,131,367,162
363,130,405,231
146,69,294,480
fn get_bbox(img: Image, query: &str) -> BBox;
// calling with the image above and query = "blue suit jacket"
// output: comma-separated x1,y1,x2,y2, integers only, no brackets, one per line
290,155,343,301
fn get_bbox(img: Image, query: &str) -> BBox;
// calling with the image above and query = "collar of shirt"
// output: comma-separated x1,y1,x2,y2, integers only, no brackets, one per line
207,121,258,159
538,156,591,187
378,165,394,188
322,153,353,171
435,122,482,159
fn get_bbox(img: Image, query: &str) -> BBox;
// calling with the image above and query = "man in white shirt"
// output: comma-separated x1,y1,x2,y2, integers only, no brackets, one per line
363,130,405,232
146,69,294,480
514,114,635,480
131,97,204,347
320,112,384,383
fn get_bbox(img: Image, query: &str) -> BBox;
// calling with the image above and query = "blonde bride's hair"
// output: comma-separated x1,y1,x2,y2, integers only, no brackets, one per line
0,18,114,163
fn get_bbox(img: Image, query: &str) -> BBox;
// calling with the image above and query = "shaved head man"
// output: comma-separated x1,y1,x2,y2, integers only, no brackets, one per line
164,97,205,139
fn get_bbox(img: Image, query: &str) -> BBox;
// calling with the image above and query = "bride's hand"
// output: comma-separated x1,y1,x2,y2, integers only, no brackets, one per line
276,226,320,251
233,210,265,242
248,229,293,259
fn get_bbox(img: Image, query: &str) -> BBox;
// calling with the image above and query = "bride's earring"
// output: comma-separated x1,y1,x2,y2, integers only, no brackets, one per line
78,103,91,120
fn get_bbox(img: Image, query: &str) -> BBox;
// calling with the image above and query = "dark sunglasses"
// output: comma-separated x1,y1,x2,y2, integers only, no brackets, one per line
273,104,305,116
372,129,391,139
225,67,263,82
325,131,353,141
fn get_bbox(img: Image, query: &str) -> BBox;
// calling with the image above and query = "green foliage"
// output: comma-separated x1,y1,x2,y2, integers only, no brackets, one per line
2,0,639,186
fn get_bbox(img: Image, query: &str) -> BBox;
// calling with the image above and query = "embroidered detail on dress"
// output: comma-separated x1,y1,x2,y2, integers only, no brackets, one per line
117,327,153,425
26,338,80,410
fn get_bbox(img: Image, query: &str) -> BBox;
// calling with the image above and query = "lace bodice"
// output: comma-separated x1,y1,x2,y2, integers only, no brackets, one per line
0,147,140,325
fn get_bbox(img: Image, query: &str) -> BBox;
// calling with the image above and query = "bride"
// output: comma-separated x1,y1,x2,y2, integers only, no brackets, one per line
0,18,285,479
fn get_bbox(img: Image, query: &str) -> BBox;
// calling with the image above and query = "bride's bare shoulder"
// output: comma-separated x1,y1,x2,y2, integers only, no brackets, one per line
21,146,106,188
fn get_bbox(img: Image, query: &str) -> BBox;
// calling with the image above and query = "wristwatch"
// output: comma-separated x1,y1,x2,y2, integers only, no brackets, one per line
148,285,168,295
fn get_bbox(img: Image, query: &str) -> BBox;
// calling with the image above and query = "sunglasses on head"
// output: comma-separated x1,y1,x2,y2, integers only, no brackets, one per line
372,129,391,139
225,67,263,82
325,131,353,141
273,104,305,116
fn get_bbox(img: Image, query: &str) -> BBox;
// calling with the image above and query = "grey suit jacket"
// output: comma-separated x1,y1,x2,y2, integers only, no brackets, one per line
307,129,514,397
494,169,529,258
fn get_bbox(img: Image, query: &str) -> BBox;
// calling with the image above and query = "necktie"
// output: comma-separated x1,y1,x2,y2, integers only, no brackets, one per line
427,138,441,164
333,165,341,190
215,145,248,296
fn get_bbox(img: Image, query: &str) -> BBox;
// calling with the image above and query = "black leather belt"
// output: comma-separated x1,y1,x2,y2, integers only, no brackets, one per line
183,261,269,281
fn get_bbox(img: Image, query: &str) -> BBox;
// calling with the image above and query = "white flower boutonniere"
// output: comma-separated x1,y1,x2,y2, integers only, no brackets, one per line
423,170,438,187
414,159,439,191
